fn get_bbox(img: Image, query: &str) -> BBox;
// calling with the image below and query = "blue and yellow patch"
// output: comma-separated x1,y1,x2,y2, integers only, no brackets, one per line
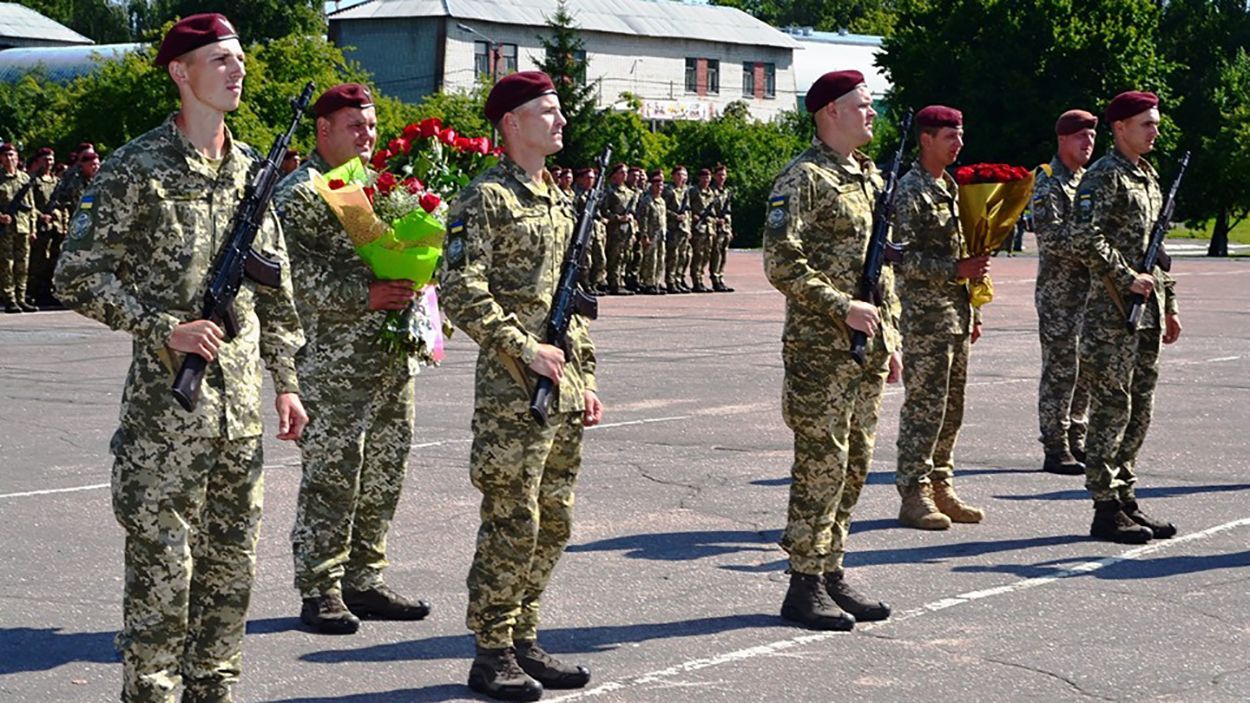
78,195,93,211
766,195,788,229
445,219,467,269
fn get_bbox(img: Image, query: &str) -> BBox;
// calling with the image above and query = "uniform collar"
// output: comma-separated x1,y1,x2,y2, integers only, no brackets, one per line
1109,146,1157,181
500,155,557,201
162,112,247,182
910,159,956,198
1048,156,1082,183
811,137,874,178
306,151,332,173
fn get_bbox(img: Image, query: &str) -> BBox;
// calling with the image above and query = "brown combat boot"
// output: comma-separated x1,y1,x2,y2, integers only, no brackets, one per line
898,483,952,530
932,478,985,523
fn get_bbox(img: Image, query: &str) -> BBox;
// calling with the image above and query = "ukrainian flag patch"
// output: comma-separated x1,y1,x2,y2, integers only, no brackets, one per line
79,195,94,211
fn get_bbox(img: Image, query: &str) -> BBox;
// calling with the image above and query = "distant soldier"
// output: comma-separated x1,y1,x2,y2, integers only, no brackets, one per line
625,165,646,291
281,147,301,174
636,169,667,295
50,143,98,213
558,166,574,194
440,70,601,701
573,167,607,293
53,15,308,701
710,163,735,292
0,142,36,313
275,83,431,635
764,70,901,631
662,165,693,293
27,147,63,308
1033,110,1098,476
602,162,635,295
1070,91,1179,544
893,105,989,531
688,167,717,292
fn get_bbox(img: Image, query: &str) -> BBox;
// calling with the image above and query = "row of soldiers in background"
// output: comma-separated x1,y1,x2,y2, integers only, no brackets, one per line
0,141,101,313
555,162,736,295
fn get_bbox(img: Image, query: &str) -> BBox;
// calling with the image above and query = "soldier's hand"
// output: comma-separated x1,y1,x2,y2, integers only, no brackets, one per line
971,322,983,345
275,392,308,441
40,213,52,225
368,280,418,311
583,390,604,427
169,320,226,362
529,344,566,383
1163,313,1183,344
887,351,903,384
0,213,11,226
845,300,881,337
955,255,991,280
1129,273,1155,296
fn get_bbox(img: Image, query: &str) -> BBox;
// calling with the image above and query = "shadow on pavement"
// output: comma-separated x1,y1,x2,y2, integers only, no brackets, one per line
953,548,1250,581
567,529,782,561
0,627,117,674
995,483,1250,502
751,467,1044,489
266,684,475,703
246,616,304,635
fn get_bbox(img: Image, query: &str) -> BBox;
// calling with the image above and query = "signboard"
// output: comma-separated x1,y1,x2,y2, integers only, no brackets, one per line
640,99,717,121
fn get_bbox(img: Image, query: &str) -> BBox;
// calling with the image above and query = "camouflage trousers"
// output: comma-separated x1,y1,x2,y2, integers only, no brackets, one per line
1036,258,1089,454
665,227,691,287
605,225,633,288
587,226,607,288
291,371,415,597
465,408,583,649
26,227,63,304
709,227,731,284
689,227,714,286
0,227,31,304
1081,329,1161,502
780,344,889,574
109,427,264,703
639,234,665,288
896,331,970,486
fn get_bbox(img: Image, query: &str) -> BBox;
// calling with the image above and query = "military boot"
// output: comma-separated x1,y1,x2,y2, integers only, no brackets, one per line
780,572,855,631
468,647,543,702
300,591,361,635
898,483,952,530
17,300,38,312
932,478,985,523
1042,449,1085,476
1089,499,1152,544
4,301,21,314
342,584,431,620
514,639,591,689
666,284,680,294
824,569,890,622
1122,500,1177,539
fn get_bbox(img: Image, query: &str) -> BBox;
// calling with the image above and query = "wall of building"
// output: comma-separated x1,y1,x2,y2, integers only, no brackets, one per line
332,17,444,104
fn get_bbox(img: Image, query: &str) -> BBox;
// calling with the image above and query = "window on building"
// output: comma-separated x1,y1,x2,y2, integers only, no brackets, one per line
500,43,518,74
763,63,776,99
707,58,720,94
474,41,519,78
685,57,697,93
742,62,755,97
546,48,588,85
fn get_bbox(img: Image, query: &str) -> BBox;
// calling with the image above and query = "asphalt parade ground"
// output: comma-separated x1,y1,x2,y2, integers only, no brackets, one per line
2,249,1249,702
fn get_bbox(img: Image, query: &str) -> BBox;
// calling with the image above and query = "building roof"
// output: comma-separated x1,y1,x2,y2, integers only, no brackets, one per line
0,3,93,47
330,0,800,49
0,43,144,84
782,26,882,48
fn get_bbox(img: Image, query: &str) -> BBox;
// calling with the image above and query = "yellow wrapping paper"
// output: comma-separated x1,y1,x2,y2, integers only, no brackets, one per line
956,175,1034,307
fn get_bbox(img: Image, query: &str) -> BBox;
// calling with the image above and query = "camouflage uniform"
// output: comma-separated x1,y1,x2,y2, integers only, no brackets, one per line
274,151,419,599
688,184,717,288
893,164,981,487
1032,157,1090,456
1070,147,1175,502
574,184,607,289
28,170,64,304
625,185,644,286
710,184,733,287
53,115,304,703
51,165,89,214
764,140,900,574
439,157,597,650
637,190,666,289
662,182,692,288
0,168,35,306
602,182,634,290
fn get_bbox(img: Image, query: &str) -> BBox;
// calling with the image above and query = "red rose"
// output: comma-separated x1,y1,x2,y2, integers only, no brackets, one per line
370,149,392,170
363,185,376,204
402,176,424,194
453,136,472,152
470,137,491,154
439,128,458,146
419,191,441,213
388,137,410,155
954,166,974,185
327,178,346,190
402,123,422,141
375,171,398,195
418,117,442,139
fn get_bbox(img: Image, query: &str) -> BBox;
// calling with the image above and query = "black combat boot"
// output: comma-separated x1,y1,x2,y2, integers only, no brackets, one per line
1121,500,1177,539
342,584,431,620
514,639,591,689
1042,449,1085,476
780,572,855,631
468,647,543,701
1089,499,1152,544
300,591,361,635
824,569,890,622
4,301,21,313
17,299,38,312
666,284,679,294
1070,442,1086,464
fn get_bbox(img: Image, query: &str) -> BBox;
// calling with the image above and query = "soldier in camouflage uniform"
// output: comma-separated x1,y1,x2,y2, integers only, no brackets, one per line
893,105,990,531
602,163,636,295
764,71,901,631
440,71,601,702
662,165,693,293
0,142,36,312
636,170,667,294
50,145,100,220
274,83,431,635
625,165,646,291
1033,110,1098,476
574,167,607,293
1070,91,1180,544
710,164,735,292
688,168,717,292
53,15,308,702
26,147,63,308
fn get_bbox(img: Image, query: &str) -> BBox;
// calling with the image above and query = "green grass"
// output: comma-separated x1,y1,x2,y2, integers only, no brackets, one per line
1168,217,1250,244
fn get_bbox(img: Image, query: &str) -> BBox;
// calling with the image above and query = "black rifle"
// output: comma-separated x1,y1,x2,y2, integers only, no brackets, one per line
529,146,611,425
1126,150,1189,332
850,110,913,365
171,81,315,412
2,163,45,219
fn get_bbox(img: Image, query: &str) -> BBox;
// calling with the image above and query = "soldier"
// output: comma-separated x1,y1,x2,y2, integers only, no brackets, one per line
574,167,607,293
274,83,431,635
1070,91,1179,544
53,14,308,702
636,169,667,295
0,142,36,313
558,166,574,194
624,165,646,291
688,167,717,292
1033,110,1098,476
280,147,301,175
710,163,735,292
26,147,63,308
50,144,100,215
893,105,990,531
662,165,693,294
764,70,902,631
440,70,601,702
601,162,635,295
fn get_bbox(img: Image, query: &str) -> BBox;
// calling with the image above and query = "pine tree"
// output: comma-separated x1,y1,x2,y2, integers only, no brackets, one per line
534,0,600,167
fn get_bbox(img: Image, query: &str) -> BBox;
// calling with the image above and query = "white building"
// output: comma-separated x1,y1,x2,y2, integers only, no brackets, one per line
784,27,889,106
328,0,800,122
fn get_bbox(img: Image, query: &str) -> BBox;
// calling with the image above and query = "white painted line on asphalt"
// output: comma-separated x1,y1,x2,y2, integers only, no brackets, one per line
0,482,110,499
547,516,1250,701
591,415,693,430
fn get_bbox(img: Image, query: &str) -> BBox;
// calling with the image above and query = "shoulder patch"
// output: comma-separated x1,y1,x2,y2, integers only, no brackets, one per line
78,195,94,211
1075,192,1094,218
69,211,92,243
766,195,788,229
445,219,467,269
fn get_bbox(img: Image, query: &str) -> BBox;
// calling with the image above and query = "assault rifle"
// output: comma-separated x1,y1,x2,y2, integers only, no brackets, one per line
529,145,611,425
2,163,45,220
1126,150,1189,332
850,110,913,365
171,81,315,412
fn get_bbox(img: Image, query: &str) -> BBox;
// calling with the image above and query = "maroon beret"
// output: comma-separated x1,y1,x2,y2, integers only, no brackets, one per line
314,83,374,119
78,149,100,163
154,13,239,67
630,165,644,174
608,162,626,176
1055,109,1098,135
36,147,54,158
804,70,866,114
0,143,15,155
484,71,557,124
76,141,94,152
698,167,712,177
648,169,663,180
916,105,963,130
283,148,300,159
574,167,593,177
1105,91,1158,124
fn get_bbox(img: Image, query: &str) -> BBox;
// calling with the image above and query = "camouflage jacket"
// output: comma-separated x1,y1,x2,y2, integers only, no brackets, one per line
439,156,597,414
0,170,35,235
663,183,691,234
602,183,635,236
638,190,666,240
54,114,304,439
689,185,717,234
573,185,607,238
1031,156,1085,266
274,151,418,379
892,164,979,336
763,138,901,354
1071,147,1177,337
713,184,733,234
32,173,63,234
50,167,87,213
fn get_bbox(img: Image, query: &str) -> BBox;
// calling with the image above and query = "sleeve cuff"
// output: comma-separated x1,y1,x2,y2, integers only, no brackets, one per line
518,334,541,365
271,363,301,396
140,312,183,351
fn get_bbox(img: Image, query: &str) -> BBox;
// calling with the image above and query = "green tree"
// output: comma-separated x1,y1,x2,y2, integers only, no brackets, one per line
711,0,899,36
14,0,133,43
138,0,325,43
534,0,601,167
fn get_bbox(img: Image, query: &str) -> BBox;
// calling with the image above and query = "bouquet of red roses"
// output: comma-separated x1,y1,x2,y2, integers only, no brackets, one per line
370,117,500,197
953,162,1035,306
